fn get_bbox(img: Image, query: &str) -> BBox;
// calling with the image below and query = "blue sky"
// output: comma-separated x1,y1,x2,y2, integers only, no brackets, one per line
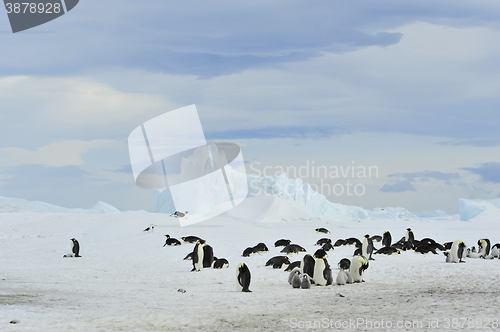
0,0,499,213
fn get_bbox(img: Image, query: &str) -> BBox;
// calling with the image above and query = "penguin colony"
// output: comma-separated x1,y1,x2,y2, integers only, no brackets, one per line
63,225,500,293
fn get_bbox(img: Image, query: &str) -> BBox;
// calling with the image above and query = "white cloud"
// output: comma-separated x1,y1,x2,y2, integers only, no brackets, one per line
0,76,176,126
0,140,119,167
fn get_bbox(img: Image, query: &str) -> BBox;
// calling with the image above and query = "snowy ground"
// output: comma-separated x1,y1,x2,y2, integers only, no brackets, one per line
1,204,500,331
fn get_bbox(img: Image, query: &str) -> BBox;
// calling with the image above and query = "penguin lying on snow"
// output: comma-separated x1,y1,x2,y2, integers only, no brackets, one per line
374,247,400,255
163,235,181,246
414,246,438,255
266,256,290,269
182,236,203,244
275,239,291,247
213,257,229,269
236,263,251,292
315,238,332,246
316,228,330,234
333,239,347,247
63,238,81,257
284,261,301,272
281,244,306,255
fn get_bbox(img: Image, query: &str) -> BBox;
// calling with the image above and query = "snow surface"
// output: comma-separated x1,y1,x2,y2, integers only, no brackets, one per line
2,196,500,331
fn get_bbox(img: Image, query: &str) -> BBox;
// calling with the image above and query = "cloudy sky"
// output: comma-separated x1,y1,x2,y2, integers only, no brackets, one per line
1,0,499,213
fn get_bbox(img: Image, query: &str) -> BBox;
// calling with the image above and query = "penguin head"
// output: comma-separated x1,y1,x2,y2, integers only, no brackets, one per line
364,234,370,239
71,238,76,242
314,249,327,259
407,228,412,232
197,239,206,245
213,257,218,262
185,211,189,214
165,235,170,239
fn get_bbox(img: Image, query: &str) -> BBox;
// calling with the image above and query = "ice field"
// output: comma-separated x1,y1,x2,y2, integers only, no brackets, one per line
1,191,500,332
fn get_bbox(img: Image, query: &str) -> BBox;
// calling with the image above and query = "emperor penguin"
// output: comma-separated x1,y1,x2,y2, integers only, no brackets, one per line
292,273,301,288
350,256,369,283
336,269,347,285
202,245,214,268
478,239,491,257
64,238,81,257
312,249,332,286
345,270,354,284
143,224,155,232
236,263,251,292
450,240,466,263
288,268,301,284
191,240,206,271
382,231,392,248
491,244,500,258
300,254,315,279
300,274,311,289
405,228,414,248
163,235,181,246
338,258,351,271
213,257,229,269
362,235,375,260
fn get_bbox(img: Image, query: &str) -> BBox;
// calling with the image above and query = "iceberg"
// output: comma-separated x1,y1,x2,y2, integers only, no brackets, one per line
459,198,500,221
153,172,418,222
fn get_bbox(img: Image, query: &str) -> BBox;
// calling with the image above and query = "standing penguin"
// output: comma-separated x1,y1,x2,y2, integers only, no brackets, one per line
312,249,332,286
450,240,466,263
362,235,374,261
202,245,214,268
300,254,315,279
291,273,301,289
345,270,354,284
64,238,81,257
382,231,392,248
478,239,491,257
405,228,414,248
350,256,369,283
300,274,311,289
191,240,206,271
236,263,251,292
288,268,301,285
336,270,347,285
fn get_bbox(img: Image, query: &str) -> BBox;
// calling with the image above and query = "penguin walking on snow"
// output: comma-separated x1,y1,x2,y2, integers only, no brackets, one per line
64,238,81,257
236,263,251,292
191,240,206,271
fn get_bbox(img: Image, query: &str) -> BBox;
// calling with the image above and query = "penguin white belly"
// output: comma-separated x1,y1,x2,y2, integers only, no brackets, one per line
336,270,347,285
194,244,204,271
313,259,327,286
350,256,365,282
491,247,499,258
